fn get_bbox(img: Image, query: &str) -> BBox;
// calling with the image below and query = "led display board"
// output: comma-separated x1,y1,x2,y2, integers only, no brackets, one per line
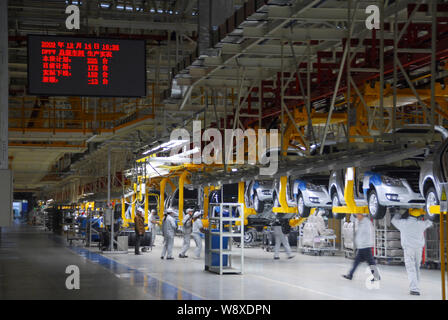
27,35,146,97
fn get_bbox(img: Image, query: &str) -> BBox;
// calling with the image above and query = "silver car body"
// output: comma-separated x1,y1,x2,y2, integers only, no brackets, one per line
272,178,296,208
272,176,332,209
328,170,367,207
292,177,332,209
329,168,424,209
245,180,273,205
419,139,448,204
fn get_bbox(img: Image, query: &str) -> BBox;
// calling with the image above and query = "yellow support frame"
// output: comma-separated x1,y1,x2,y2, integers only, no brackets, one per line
178,171,191,226
332,168,369,215
159,177,175,221
238,181,257,226
272,176,298,214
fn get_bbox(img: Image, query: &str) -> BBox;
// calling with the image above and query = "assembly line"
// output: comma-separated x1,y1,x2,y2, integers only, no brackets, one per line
2,0,448,302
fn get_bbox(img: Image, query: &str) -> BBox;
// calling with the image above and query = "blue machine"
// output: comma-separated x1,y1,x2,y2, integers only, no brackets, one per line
210,229,229,267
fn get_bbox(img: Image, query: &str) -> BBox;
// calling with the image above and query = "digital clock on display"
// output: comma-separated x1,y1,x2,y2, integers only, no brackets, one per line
27,35,146,97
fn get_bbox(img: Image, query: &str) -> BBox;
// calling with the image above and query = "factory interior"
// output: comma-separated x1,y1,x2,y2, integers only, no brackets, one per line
2,0,448,305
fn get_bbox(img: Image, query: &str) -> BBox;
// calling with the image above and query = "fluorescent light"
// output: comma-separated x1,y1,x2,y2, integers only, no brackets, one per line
232,168,238,172
142,139,189,155
175,146,200,158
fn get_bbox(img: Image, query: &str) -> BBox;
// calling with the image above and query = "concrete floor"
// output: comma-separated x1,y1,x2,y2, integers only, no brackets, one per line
0,222,444,300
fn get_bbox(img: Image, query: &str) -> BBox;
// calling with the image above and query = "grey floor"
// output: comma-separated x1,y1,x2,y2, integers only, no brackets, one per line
0,222,444,300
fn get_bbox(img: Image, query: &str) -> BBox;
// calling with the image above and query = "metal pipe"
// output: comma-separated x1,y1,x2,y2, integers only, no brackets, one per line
320,1,359,154
431,0,437,137
393,0,398,143
108,147,113,251
347,0,351,145
441,211,446,300
280,40,284,160
379,0,385,135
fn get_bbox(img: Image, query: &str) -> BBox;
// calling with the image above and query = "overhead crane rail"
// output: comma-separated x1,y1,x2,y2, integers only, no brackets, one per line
190,143,427,187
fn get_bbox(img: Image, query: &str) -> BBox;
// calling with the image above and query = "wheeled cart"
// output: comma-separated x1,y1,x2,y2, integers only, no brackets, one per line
299,212,337,256
299,234,337,256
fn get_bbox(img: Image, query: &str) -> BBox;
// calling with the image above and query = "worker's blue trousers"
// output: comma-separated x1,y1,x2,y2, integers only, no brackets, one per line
349,247,376,278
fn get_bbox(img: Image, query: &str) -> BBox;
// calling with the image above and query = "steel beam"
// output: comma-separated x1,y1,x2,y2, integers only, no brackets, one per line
0,0,8,169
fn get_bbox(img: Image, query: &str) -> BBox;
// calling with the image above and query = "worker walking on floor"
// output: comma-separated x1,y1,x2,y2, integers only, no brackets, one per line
134,207,145,255
272,216,295,260
149,209,158,247
179,208,194,258
343,214,380,281
161,209,177,260
191,211,205,259
391,211,433,296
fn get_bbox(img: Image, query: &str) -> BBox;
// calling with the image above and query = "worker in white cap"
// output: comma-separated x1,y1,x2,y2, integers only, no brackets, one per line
161,209,177,260
148,209,158,247
179,208,195,258
191,211,205,259
391,211,433,295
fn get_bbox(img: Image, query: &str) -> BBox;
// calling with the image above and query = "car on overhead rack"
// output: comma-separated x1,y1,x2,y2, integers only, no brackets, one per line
386,124,448,222
245,180,273,213
293,175,333,218
329,164,425,220
272,175,332,218
420,137,448,222
386,124,448,144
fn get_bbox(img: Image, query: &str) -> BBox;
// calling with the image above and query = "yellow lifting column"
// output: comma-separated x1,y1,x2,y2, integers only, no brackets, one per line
144,184,149,228
178,171,191,226
237,181,256,226
431,186,448,300
332,168,369,215
272,176,297,214
203,185,216,219
159,177,171,221
271,176,309,227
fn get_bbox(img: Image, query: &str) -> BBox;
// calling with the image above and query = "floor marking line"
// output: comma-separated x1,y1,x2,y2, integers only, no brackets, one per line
246,274,345,300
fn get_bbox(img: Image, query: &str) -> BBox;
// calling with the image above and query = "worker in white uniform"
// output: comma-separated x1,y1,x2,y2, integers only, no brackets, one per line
343,214,380,281
391,212,433,295
272,216,295,260
179,208,195,258
161,209,177,260
148,209,158,247
191,211,204,259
